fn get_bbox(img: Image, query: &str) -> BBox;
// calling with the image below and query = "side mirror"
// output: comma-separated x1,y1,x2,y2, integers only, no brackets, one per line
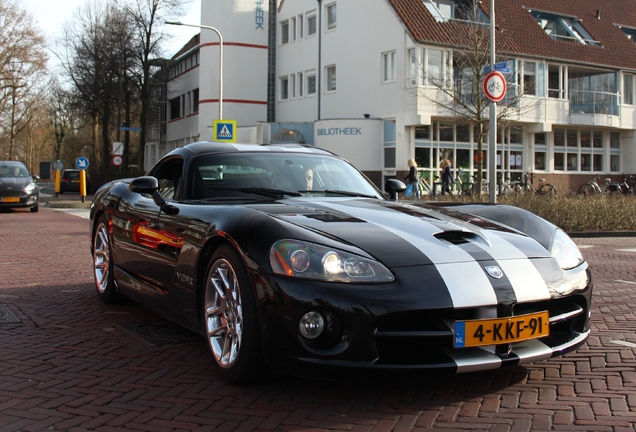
384,179,407,201
130,176,179,216
130,176,159,194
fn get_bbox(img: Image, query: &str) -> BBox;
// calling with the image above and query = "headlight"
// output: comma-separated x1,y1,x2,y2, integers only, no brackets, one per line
270,239,394,283
24,183,36,193
550,229,584,270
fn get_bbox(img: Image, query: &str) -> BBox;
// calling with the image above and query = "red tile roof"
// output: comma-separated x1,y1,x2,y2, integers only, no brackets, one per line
387,0,636,70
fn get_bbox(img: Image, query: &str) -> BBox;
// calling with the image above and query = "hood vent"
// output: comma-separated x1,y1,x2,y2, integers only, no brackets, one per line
434,230,481,245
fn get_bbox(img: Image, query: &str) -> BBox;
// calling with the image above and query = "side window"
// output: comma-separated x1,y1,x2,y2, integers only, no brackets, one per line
155,160,184,200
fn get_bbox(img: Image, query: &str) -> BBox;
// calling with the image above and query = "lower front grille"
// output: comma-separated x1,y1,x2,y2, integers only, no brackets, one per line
373,296,589,366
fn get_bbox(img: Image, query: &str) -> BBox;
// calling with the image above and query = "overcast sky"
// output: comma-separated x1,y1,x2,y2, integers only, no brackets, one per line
21,0,201,67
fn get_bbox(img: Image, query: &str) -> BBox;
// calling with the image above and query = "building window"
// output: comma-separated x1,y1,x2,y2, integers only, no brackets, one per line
529,9,598,45
428,49,443,86
407,48,417,86
298,14,304,38
326,65,336,92
624,74,634,105
424,0,454,22
548,64,566,99
534,133,547,171
326,3,336,30
382,51,396,83
291,17,296,41
298,72,304,97
291,74,296,99
307,73,316,95
413,47,451,87
192,88,199,113
307,13,317,36
280,76,289,100
169,97,180,120
384,120,396,169
281,20,289,44
521,61,536,96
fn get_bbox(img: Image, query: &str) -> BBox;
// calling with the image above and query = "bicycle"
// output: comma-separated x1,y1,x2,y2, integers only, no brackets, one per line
497,174,517,196
417,175,441,198
618,174,635,195
516,172,556,195
578,174,620,195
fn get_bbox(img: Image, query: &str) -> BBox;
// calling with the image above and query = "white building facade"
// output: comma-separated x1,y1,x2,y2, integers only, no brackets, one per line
155,0,636,193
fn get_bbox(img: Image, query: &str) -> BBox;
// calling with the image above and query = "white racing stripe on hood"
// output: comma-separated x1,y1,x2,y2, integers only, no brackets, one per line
320,202,498,307
436,262,498,307
499,259,551,302
476,232,551,302
319,202,476,264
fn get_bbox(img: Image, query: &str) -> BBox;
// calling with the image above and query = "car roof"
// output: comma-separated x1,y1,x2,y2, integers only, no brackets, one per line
169,142,335,159
0,161,27,165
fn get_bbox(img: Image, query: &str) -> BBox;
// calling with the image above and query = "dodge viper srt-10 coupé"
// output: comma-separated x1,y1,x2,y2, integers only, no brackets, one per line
89,142,591,383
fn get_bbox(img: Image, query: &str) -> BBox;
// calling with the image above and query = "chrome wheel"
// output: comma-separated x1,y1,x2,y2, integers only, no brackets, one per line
205,258,243,368
94,222,110,293
92,216,121,303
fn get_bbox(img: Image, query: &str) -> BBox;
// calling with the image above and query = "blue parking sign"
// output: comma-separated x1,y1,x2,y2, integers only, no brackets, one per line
213,120,237,143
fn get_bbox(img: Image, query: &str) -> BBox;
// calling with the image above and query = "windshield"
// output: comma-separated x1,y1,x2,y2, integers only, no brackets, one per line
0,164,29,178
186,152,383,200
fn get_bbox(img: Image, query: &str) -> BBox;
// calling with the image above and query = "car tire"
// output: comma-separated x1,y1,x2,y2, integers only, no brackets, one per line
203,244,268,383
92,215,122,303
30,203,38,212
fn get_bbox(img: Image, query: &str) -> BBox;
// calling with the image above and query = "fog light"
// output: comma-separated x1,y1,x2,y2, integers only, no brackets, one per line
299,311,324,339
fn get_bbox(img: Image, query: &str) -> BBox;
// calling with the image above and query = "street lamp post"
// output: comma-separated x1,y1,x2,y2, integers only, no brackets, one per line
165,21,223,120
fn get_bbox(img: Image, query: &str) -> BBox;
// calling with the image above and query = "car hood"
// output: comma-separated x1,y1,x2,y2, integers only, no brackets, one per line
253,198,553,268
0,177,34,190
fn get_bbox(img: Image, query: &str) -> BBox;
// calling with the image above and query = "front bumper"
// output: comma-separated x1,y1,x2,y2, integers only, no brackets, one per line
252,261,592,378
0,192,39,209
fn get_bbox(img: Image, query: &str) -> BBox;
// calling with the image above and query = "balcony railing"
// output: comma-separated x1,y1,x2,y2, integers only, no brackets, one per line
569,90,618,116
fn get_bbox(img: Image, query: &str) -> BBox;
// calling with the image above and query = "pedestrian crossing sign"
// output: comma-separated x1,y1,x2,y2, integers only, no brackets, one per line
213,120,237,143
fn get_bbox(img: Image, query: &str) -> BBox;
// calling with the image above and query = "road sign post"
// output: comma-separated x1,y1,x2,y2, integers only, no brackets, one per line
75,157,90,202
483,71,507,102
213,120,237,143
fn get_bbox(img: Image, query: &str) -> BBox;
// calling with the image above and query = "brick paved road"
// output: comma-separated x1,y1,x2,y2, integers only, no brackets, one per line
1,206,636,431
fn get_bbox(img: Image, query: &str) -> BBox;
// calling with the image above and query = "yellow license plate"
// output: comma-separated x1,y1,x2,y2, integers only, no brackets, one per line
1,197,19,203
453,311,549,348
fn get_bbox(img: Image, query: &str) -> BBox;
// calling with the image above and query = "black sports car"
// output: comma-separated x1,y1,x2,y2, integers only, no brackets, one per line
89,142,591,383
0,161,39,212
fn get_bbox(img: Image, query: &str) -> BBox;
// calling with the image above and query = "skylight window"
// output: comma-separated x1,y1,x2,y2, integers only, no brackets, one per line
425,0,454,22
527,9,598,45
619,26,636,45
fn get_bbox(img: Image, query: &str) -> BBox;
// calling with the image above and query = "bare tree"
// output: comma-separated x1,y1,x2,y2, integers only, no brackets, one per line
0,0,48,160
59,0,137,173
414,1,535,192
118,0,187,170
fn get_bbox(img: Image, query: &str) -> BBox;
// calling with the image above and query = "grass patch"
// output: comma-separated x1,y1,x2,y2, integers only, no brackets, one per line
405,193,636,232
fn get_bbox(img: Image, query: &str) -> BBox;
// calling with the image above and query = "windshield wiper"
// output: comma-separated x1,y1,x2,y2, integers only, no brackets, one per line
208,186,303,197
322,190,378,198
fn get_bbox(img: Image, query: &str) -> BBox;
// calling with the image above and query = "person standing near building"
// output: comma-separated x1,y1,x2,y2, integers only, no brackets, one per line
404,158,420,199
440,159,454,195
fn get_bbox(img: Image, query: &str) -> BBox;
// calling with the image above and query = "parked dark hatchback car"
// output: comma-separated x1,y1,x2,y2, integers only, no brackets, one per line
89,142,592,383
60,169,90,194
0,161,39,212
